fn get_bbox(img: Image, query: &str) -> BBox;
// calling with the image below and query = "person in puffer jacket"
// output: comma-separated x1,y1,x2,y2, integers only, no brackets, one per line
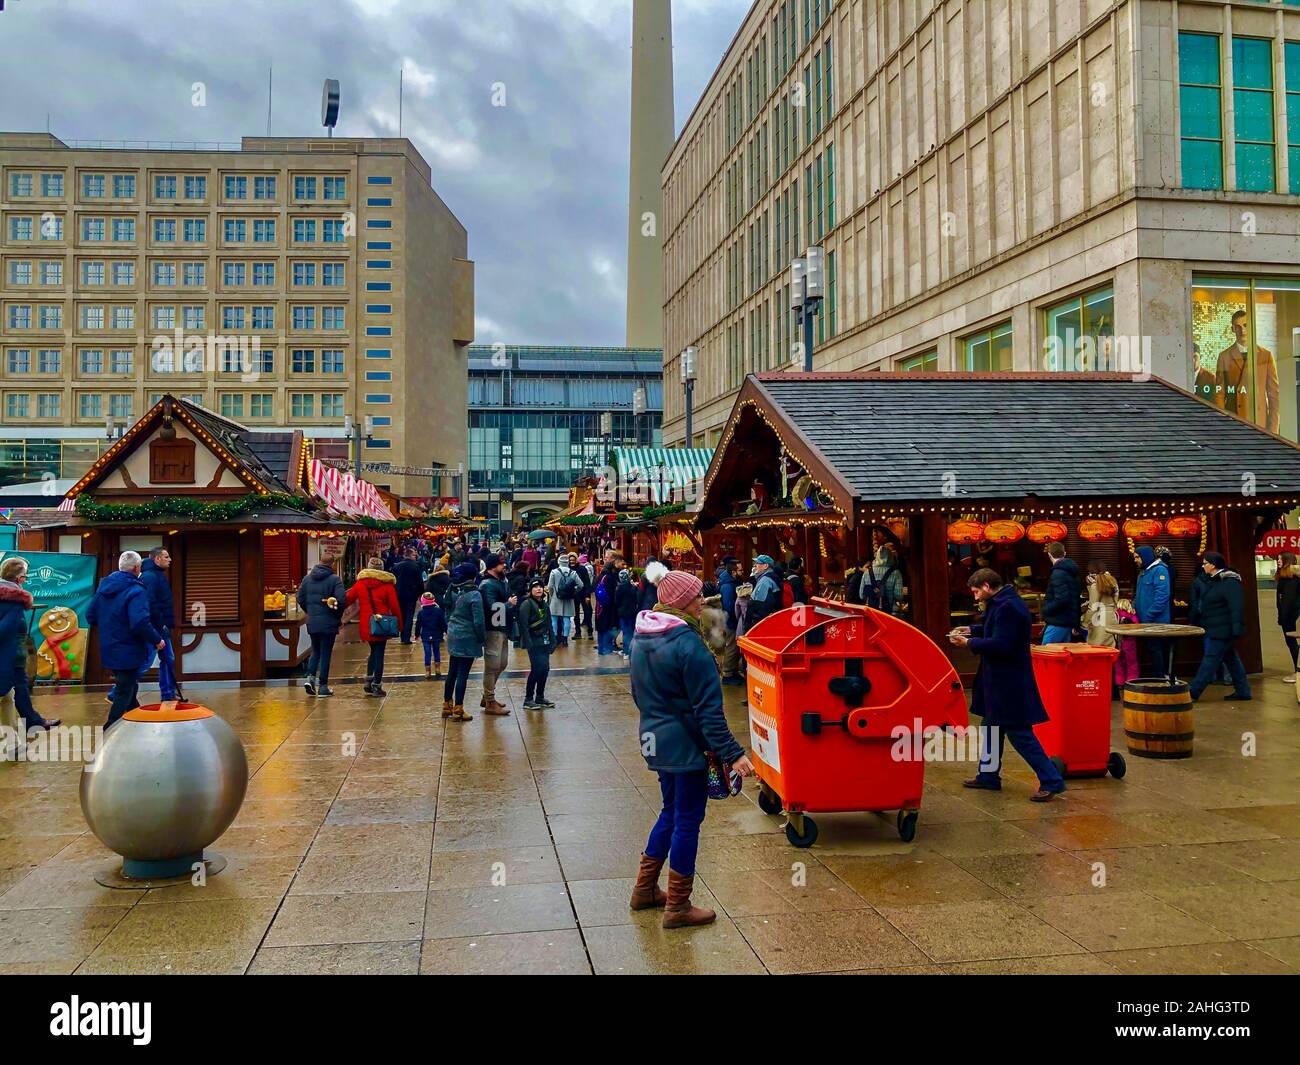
86,551,163,728
627,570,754,930
1188,551,1251,702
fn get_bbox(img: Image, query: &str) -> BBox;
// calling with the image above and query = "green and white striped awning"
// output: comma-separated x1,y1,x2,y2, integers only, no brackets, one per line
612,447,715,506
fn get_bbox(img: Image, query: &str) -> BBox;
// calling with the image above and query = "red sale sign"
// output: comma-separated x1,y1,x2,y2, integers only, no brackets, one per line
1257,529,1300,557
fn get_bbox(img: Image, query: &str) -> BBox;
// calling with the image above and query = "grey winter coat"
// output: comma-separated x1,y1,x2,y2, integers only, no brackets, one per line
446,579,486,658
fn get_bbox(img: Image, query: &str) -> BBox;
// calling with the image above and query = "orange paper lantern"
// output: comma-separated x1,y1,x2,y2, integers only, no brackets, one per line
1123,518,1165,541
947,520,985,545
983,520,1026,544
1077,519,1119,541
1027,520,1068,544
1166,515,1201,538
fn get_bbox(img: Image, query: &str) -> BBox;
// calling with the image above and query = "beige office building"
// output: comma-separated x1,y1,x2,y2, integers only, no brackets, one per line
0,133,473,495
662,0,1300,448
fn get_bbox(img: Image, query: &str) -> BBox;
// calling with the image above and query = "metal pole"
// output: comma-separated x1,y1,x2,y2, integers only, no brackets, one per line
353,421,362,479
803,303,816,372
684,379,694,446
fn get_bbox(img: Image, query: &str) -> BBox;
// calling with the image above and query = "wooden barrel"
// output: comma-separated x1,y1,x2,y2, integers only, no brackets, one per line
1123,679,1194,759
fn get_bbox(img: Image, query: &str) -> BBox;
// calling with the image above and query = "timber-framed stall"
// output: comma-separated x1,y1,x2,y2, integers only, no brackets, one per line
696,372,1300,675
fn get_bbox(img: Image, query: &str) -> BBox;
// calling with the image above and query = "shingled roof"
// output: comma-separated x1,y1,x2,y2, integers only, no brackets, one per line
704,373,1300,517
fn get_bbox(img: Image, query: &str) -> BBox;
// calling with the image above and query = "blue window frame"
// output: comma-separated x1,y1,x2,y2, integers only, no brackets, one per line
365,393,391,404
366,304,392,313
365,326,392,336
366,242,392,251
366,348,392,358
367,260,392,269
365,439,392,449
366,282,392,291
366,220,392,229
371,416,392,426
366,197,392,207
365,371,392,381
366,176,393,185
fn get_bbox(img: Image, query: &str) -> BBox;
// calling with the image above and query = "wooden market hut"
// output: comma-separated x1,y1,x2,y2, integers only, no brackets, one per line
697,372,1300,676
17,395,362,683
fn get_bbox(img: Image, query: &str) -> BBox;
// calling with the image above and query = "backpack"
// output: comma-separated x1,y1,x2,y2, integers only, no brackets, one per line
780,579,794,609
556,570,581,601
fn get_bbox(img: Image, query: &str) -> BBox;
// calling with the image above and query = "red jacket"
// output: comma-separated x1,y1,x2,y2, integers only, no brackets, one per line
347,569,402,643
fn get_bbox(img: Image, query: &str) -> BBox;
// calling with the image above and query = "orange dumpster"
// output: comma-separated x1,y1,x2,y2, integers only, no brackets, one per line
737,598,968,848
1031,643,1126,779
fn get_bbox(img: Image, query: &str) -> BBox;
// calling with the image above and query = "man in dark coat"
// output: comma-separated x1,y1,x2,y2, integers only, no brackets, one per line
392,547,425,644
108,545,180,706
297,560,346,696
950,568,1065,801
87,551,164,728
1188,552,1252,701
1040,542,1081,644
478,553,515,714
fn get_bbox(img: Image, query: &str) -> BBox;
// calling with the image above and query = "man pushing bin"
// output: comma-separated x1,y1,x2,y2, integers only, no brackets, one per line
949,568,1067,802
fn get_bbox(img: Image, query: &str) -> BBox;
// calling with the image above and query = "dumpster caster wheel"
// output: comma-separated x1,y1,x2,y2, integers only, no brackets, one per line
784,816,818,849
897,810,918,843
1107,752,1127,779
1050,756,1067,779
757,786,783,815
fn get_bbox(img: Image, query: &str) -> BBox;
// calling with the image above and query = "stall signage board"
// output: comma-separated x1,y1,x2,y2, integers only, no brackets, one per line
0,550,97,684
1258,529,1300,557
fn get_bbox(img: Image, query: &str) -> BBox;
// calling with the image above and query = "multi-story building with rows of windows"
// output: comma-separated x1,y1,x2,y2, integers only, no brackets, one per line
0,133,473,495
662,0,1300,449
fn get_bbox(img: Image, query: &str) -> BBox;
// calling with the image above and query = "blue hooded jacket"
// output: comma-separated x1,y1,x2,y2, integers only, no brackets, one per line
1134,547,1172,624
140,557,175,630
630,610,745,773
86,570,162,671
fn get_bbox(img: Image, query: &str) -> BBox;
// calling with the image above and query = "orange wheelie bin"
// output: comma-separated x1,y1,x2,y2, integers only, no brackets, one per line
1031,643,1126,779
737,598,968,848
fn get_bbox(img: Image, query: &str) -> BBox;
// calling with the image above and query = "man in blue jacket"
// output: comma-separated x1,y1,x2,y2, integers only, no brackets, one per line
950,568,1065,802
88,551,165,728
716,557,743,686
1134,545,1173,678
1041,542,1082,644
107,546,179,706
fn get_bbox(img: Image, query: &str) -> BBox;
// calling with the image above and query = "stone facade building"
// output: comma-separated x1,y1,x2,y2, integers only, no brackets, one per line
662,0,1300,448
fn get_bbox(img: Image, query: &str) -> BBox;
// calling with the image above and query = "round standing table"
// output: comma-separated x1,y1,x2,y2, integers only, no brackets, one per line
1105,623,1204,760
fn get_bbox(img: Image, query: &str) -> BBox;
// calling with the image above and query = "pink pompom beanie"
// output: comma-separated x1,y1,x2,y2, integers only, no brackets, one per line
656,570,703,608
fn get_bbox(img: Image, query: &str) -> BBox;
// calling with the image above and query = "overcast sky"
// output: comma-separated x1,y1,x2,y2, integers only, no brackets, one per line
0,0,748,348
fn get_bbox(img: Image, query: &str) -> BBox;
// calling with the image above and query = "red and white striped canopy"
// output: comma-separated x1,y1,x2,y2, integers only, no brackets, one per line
309,459,394,522
57,496,76,512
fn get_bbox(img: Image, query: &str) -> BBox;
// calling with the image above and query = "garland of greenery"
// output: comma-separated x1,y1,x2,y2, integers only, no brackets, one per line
74,492,314,524
560,514,611,526
641,502,686,520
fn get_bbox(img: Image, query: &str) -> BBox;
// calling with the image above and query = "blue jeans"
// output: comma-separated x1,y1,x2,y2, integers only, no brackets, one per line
306,632,336,687
551,614,569,641
645,770,709,876
421,635,441,668
1204,635,1230,683
975,723,1065,792
107,634,178,702
597,628,617,654
1189,637,1251,700
1042,625,1073,645
620,619,635,655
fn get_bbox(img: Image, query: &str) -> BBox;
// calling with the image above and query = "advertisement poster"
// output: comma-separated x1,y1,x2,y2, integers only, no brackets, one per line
0,550,97,684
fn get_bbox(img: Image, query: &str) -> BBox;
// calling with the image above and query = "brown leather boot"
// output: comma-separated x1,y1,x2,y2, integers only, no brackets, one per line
629,853,667,910
441,699,455,718
484,700,510,716
452,704,473,721
662,868,715,929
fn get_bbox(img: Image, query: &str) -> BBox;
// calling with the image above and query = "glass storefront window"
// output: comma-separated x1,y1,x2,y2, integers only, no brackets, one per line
964,323,1013,371
1043,285,1114,370
1190,276,1295,440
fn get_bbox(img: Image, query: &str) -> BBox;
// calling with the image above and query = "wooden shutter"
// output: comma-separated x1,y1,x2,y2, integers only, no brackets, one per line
183,533,240,623
262,533,291,590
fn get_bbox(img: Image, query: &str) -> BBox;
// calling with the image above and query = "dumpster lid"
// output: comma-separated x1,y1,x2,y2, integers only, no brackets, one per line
1032,642,1119,659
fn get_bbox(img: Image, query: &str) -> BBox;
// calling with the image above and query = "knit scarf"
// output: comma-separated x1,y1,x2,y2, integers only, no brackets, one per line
655,604,703,637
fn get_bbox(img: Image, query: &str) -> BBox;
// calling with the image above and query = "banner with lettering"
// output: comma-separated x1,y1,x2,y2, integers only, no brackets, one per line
0,550,97,684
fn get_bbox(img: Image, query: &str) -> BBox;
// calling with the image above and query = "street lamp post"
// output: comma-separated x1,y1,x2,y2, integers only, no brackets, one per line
680,346,697,446
791,247,824,372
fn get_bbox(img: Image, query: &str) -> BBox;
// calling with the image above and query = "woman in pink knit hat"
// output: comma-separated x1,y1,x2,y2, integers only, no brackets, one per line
627,568,754,929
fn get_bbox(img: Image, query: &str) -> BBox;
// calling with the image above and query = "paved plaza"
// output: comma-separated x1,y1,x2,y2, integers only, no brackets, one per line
1,625,1298,976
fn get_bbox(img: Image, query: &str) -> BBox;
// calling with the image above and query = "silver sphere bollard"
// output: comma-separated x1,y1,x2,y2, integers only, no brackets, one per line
81,701,248,881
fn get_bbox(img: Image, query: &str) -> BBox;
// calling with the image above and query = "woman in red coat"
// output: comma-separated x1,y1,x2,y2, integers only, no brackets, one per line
346,557,402,697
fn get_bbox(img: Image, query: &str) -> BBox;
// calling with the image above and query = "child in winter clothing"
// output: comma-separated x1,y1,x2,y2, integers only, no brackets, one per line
414,591,447,679
615,567,640,659
1112,598,1141,688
